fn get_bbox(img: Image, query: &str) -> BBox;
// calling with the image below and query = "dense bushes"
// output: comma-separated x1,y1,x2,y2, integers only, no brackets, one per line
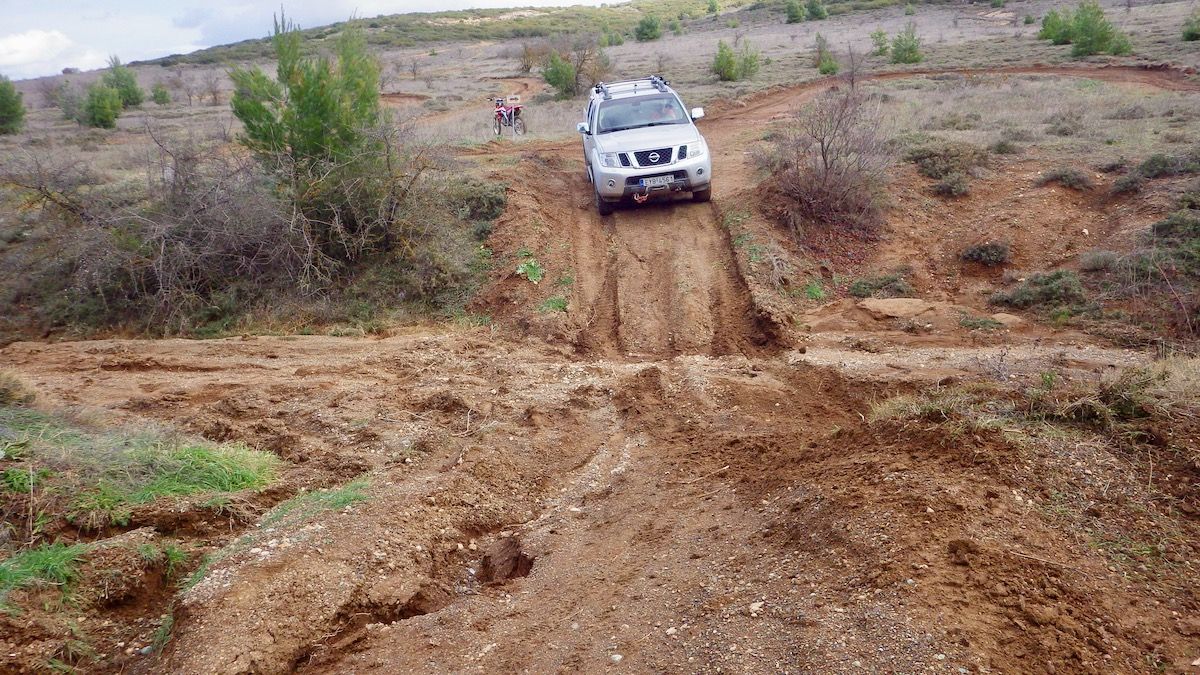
786,0,805,23
0,76,24,135
81,85,122,128
712,40,760,81
101,56,144,108
1186,8,1200,41
1037,1,1131,56
635,16,662,41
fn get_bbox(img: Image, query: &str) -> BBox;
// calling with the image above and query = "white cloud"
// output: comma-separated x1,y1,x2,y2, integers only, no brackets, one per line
0,30,75,71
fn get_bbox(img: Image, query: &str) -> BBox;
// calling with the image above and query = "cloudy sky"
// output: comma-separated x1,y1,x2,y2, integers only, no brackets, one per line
1,1,606,80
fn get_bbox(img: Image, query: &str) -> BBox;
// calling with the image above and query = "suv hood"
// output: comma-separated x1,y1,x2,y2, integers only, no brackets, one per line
594,124,700,153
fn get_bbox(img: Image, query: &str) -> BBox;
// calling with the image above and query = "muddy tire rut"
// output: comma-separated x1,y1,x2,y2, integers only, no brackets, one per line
486,157,780,359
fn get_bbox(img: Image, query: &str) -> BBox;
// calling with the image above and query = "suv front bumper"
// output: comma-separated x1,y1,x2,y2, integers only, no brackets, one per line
592,153,712,201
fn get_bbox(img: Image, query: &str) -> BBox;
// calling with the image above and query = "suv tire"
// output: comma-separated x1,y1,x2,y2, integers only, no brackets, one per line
692,186,712,203
596,189,616,216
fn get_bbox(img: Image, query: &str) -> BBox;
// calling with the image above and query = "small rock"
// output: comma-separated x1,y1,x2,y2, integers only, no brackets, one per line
749,601,764,614
610,653,624,664
666,627,677,636
934,653,946,661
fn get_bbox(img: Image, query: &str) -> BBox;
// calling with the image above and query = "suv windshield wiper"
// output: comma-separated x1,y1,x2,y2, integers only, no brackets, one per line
600,121,680,134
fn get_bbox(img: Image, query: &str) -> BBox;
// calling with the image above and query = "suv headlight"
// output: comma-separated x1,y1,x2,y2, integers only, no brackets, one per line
599,152,621,168
684,140,706,159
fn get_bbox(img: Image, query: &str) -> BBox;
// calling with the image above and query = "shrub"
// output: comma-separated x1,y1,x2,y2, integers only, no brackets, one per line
1186,8,1200,41
151,83,171,106
890,22,923,64
962,241,1011,265
767,88,891,232
805,0,828,20
1080,250,1119,271
849,272,915,298
0,371,35,406
991,0,1005,8
708,0,719,14
934,171,970,197
0,76,24,135
599,31,625,47
1036,167,1094,190
1070,1,1131,56
1024,14,1037,25
101,56,144,108
1044,109,1084,136
818,51,839,75
904,140,988,179
1110,172,1145,195
669,19,683,35
991,270,1086,308
56,82,83,121
870,29,889,57
904,3,916,16
786,0,806,23
737,42,761,79
712,41,738,81
990,139,1021,155
635,16,662,41
81,84,122,128
543,52,577,97
1137,152,1198,178
1039,9,1074,44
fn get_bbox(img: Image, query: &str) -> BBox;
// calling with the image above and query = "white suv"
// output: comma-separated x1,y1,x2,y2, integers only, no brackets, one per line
576,76,712,216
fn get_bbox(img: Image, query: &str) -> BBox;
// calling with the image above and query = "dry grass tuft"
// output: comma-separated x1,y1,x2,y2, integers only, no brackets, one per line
0,371,35,407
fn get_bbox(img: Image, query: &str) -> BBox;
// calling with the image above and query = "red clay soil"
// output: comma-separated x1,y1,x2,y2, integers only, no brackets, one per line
0,63,1198,674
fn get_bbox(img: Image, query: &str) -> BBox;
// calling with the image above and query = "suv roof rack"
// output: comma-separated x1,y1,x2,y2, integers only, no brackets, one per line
593,75,672,100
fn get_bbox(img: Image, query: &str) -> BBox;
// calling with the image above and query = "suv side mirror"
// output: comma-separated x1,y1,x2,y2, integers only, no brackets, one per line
691,107,705,121
576,122,590,135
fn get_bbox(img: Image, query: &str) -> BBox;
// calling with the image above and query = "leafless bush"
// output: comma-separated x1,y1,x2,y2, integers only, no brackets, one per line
517,41,551,74
33,78,61,109
2,117,484,333
168,68,199,106
762,86,892,234
201,72,223,106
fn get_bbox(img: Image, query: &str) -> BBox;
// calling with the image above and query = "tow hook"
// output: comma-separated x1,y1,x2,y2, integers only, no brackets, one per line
632,189,650,204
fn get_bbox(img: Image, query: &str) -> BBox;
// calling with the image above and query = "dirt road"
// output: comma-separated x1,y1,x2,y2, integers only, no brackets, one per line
1,64,1198,674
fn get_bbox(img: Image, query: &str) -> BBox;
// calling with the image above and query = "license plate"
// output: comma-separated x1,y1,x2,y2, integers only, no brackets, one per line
639,175,672,188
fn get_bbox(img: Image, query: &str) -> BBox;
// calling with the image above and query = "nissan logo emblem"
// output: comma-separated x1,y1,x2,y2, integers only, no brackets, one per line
649,152,660,162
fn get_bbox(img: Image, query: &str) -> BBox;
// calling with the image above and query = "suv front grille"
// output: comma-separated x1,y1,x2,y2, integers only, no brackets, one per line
634,148,672,167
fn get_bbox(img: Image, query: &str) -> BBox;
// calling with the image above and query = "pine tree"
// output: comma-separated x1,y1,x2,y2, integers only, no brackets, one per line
0,76,26,135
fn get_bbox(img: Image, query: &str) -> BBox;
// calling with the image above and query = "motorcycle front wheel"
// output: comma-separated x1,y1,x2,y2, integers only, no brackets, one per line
514,117,526,135
493,117,502,136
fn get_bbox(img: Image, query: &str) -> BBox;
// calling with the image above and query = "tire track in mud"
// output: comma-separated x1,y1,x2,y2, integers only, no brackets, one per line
486,157,781,359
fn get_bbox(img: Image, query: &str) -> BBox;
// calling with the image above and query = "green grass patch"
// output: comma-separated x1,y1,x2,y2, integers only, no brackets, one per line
0,407,280,531
0,542,88,607
261,478,370,529
539,296,569,313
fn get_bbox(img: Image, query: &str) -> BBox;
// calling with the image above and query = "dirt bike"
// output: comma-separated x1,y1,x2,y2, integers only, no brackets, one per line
493,97,526,136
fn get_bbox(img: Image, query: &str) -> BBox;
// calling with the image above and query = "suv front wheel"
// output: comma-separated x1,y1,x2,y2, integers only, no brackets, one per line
595,189,615,216
692,186,712,203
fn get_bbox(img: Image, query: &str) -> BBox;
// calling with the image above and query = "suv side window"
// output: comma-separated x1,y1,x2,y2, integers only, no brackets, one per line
587,99,596,129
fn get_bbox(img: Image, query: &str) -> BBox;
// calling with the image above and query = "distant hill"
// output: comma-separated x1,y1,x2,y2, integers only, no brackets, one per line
131,0,898,67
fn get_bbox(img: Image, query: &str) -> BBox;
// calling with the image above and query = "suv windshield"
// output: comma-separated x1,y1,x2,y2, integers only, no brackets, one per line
596,94,688,134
